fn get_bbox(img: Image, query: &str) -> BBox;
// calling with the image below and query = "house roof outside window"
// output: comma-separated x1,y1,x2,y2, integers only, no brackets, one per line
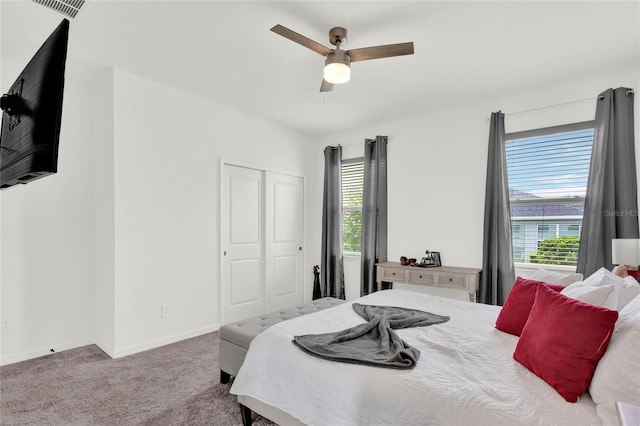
510,188,584,219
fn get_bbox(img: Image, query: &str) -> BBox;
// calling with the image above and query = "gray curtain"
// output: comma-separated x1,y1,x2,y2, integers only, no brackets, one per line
361,136,388,296
577,88,639,277
321,145,345,299
480,112,515,305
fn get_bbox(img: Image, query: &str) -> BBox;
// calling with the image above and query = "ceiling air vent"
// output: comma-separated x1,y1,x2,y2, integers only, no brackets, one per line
32,0,84,19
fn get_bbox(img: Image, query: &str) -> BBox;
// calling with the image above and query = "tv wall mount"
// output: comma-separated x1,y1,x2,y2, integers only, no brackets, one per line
0,78,25,131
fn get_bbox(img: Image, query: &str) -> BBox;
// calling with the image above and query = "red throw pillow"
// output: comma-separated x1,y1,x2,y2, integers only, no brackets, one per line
495,277,564,336
513,284,618,403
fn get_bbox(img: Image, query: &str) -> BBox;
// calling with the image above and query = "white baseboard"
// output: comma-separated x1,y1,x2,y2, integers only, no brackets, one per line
0,337,94,367
112,323,221,359
0,324,221,366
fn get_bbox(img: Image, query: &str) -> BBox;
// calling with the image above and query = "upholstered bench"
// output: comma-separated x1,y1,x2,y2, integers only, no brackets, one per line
219,297,345,383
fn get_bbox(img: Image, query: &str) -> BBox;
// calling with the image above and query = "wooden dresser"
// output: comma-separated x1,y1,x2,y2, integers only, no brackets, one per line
376,262,481,302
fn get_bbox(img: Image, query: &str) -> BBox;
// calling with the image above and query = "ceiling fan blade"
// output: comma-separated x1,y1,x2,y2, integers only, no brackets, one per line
347,42,414,63
320,78,334,92
271,24,332,56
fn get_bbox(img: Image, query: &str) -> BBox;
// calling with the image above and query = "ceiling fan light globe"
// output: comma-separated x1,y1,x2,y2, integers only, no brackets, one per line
324,63,350,84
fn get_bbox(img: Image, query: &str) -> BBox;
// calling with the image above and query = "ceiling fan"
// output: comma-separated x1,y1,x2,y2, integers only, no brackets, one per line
270,24,414,92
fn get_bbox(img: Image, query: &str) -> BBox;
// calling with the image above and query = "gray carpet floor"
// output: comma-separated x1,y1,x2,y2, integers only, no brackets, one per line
0,331,275,425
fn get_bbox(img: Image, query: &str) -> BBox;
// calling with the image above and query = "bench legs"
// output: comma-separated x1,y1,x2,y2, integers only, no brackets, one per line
220,369,231,384
240,404,252,426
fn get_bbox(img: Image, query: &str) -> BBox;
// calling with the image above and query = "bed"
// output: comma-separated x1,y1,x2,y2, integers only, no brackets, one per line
230,272,640,426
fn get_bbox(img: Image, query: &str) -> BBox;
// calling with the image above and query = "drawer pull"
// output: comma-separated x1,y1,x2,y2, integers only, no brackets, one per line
392,272,396,276
419,275,423,279
449,278,453,282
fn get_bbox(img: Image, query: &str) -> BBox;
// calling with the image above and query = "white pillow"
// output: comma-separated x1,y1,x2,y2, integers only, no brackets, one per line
618,276,640,310
583,267,624,287
589,294,640,425
529,269,583,286
560,282,617,309
583,267,640,310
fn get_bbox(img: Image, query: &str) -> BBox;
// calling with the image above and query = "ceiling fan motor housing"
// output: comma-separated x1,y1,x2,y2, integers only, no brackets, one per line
326,49,350,67
329,27,347,46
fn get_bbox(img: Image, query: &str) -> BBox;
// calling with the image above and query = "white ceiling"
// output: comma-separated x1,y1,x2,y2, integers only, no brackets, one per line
1,0,639,136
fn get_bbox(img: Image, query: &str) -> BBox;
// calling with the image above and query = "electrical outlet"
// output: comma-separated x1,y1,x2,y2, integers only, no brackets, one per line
161,303,172,318
1,317,10,332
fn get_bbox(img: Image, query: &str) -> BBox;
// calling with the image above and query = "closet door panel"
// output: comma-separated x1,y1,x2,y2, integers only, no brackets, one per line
265,172,304,312
221,165,264,324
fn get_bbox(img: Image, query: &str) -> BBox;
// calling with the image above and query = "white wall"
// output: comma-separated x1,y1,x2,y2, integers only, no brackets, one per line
107,69,320,357
1,59,97,364
322,63,640,301
92,69,116,355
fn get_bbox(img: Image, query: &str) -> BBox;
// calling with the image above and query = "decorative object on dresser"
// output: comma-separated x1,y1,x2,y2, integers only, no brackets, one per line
399,256,416,266
375,261,481,302
416,250,441,267
612,238,640,281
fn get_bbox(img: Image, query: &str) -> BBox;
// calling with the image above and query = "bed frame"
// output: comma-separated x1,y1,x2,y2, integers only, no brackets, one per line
238,396,303,426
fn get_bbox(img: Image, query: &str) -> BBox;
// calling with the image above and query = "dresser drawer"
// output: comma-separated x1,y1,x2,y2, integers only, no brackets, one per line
436,273,466,290
407,270,435,285
380,267,406,282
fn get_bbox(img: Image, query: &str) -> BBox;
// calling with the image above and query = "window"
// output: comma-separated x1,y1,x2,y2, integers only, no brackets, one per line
512,224,526,263
537,224,557,243
536,224,582,244
342,158,364,253
506,122,594,267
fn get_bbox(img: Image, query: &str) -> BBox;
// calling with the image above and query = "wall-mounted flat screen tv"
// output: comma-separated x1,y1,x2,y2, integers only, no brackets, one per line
0,19,69,190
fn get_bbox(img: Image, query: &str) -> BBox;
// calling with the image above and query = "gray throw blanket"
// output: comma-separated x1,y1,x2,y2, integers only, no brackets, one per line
292,303,449,369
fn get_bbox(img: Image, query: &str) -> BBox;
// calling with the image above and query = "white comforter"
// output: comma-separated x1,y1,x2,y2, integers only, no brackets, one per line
231,290,600,426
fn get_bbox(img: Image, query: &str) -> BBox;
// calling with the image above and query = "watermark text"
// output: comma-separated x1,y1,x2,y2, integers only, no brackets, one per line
604,209,639,217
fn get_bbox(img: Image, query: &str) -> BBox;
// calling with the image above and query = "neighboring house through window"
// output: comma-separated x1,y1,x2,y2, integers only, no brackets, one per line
505,122,594,267
342,158,364,253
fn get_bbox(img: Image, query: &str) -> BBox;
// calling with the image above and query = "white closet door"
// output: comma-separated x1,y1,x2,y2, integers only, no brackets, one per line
221,165,264,324
264,172,304,312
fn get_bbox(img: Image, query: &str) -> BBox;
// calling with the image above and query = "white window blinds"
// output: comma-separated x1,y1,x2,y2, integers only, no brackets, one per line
342,159,364,253
505,123,594,266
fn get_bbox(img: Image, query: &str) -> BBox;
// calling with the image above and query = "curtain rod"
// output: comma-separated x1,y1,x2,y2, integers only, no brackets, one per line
326,142,364,150
506,89,634,117
330,138,387,149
